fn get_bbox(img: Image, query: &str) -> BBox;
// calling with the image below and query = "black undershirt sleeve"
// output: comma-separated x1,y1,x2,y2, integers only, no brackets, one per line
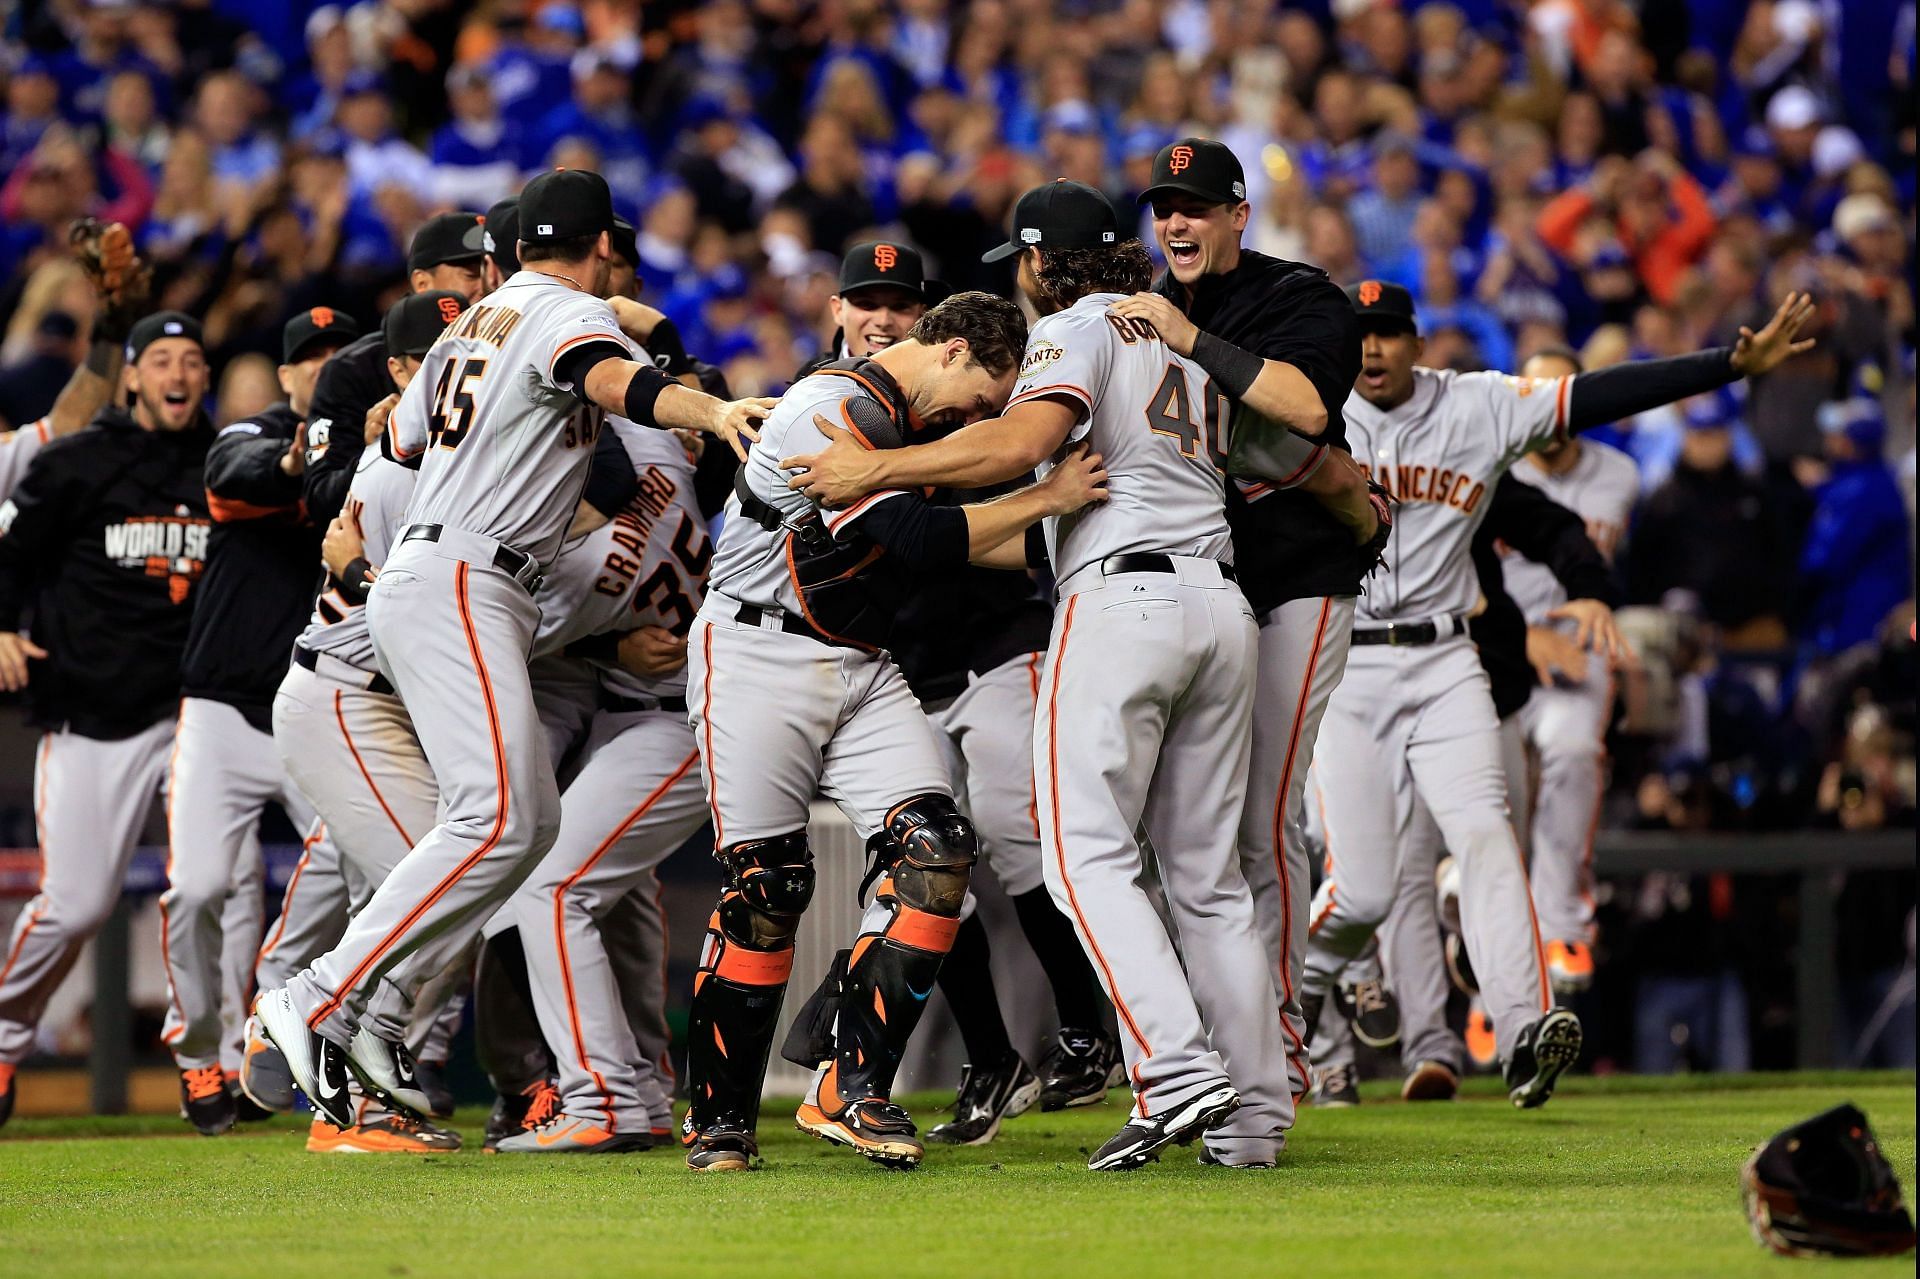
1568,347,1737,433
553,340,637,404
582,426,639,518
847,495,970,570
1488,478,1619,605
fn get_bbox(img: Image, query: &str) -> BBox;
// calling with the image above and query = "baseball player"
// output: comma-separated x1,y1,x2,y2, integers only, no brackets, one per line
681,289,1106,1172
157,307,361,1133
491,423,713,1153
1107,137,1386,1134
1306,474,1626,1106
1300,282,1815,1108
784,181,1288,1171
254,169,769,1132
1502,348,1640,994
0,313,213,1132
796,240,933,377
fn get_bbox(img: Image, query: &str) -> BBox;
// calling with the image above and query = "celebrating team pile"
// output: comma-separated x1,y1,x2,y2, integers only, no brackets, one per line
0,138,1817,1173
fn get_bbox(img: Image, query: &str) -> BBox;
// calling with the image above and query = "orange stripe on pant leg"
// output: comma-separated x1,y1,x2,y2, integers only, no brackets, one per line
552,750,699,1133
0,736,56,989
335,691,416,847
1573,669,1615,929
309,561,509,1031
256,824,326,971
697,624,724,848
1025,651,1042,842
1043,596,1154,1117
1269,599,1332,1078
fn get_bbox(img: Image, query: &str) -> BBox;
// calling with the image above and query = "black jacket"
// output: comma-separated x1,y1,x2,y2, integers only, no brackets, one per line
301,331,392,526
1154,252,1364,611
0,407,212,738
181,401,320,731
1472,475,1619,718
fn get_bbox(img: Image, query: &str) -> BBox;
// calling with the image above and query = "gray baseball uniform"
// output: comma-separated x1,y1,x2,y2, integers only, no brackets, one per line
1019,293,1280,1165
279,269,628,1047
1305,367,1572,1063
0,419,50,501
1501,442,1637,948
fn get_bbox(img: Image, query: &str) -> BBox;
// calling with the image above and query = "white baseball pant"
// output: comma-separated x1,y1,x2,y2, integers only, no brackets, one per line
217,840,265,1076
928,651,1047,897
1519,651,1613,946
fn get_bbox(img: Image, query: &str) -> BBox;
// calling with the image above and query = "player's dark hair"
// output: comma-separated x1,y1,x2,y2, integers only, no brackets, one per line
1523,343,1585,373
905,291,1028,377
1026,240,1155,313
519,232,601,264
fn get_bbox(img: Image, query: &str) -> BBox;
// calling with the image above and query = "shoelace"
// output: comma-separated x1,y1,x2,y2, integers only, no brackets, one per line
183,1064,226,1102
1321,1065,1354,1093
1352,981,1389,1015
523,1080,561,1129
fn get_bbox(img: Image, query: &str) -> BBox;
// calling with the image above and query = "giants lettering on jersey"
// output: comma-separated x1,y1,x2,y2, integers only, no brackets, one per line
1360,461,1487,515
103,512,210,604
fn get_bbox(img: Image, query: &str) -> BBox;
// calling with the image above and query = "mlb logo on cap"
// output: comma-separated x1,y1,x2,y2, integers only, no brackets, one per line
164,320,184,336
537,224,554,236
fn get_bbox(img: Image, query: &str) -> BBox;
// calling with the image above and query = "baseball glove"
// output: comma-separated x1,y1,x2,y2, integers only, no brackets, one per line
69,216,152,345
1359,477,1394,575
1742,1103,1916,1258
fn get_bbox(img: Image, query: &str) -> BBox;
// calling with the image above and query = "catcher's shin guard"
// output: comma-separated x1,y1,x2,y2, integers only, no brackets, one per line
824,796,975,1106
685,834,813,1135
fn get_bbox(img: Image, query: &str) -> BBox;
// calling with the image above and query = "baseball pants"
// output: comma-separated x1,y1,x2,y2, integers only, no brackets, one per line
1305,638,1550,1062
217,842,265,1076
928,651,1047,897
161,697,320,1069
1519,651,1613,946
512,706,706,1133
1036,565,1285,1165
0,716,177,1063
1236,594,1355,1116
282,544,561,1047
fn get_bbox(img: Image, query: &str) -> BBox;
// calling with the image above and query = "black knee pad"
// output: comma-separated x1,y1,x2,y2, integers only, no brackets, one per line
718,833,813,949
882,793,976,916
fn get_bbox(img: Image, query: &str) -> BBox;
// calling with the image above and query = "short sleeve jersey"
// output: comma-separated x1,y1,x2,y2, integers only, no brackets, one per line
1012,292,1233,586
1499,438,1636,624
532,417,708,700
1343,366,1572,623
296,446,417,671
389,270,630,565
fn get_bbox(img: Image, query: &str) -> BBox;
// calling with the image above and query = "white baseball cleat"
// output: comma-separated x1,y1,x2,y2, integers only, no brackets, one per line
344,1027,432,1120
253,987,355,1128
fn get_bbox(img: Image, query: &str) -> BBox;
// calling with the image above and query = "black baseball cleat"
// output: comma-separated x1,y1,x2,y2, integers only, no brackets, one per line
1299,992,1326,1046
0,1062,15,1131
1087,1081,1240,1172
1334,977,1401,1049
414,1058,456,1119
1444,932,1479,996
928,1053,1041,1146
230,1083,276,1123
684,1120,759,1172
485,1078,559,1152
1505,1008,1583,1109
1039,1028,1124,1111
1401,1059,1460,1102
344,1028,431,1119
1312,1063,1359,1109
253,987,356,1129
797,1095,924,1169
179,1065,237,1136
1197,1145,1276,1169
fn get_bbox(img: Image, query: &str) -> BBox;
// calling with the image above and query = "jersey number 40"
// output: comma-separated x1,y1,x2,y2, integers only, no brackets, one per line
1145,364,1230,470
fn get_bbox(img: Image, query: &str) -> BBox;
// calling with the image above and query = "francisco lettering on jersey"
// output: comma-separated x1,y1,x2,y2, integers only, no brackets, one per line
445,303,525,348
103,511,210,604
1358,461,1488,514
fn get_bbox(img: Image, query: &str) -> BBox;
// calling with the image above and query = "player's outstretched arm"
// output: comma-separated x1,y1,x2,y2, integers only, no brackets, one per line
962,443,1108,564
1565,291,1816,433
40,333,123,440
783,398,1080,506
1109,292,1331,438
581,359,774,461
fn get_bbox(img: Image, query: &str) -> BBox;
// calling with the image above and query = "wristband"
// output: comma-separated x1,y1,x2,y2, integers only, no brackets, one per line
644,318,694,376
624,363,672,425
1189,331,1265,401
337,556,376,605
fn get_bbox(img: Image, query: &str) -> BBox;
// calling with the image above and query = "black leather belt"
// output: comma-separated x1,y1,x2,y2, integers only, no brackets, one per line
1351,617,1466,647
733,601,817,638
1101,552,1236,582
294,644,394,694
602,693,689,715
401,523,541,593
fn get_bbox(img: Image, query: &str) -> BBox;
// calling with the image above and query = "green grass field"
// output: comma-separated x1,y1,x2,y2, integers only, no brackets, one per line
2,1072,1913,1278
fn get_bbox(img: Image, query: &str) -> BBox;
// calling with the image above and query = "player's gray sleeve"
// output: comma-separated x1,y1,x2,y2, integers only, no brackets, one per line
1009,309,1114,439
0,420,50,504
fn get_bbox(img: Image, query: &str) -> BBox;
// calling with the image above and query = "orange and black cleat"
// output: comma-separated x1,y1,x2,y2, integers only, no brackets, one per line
307,1112,463,1154
684,1119,758,1172
1546,940,1595,995
796,1093,924,1169
179,1064,236,1136
0,1061,16,1131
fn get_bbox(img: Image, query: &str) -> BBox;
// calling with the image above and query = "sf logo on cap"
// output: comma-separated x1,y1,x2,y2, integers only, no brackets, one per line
874,244,898,271
310,306,335,327
1358,280,1383,306
436,297,462,323
1169,145,1194,174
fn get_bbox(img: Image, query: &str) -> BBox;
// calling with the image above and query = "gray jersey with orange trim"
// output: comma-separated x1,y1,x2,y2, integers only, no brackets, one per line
294,446,416,671
1499,439,1637,625
1342,367,1572,623
389,270,629,565
1016,293,1233,584
0,418,51,502
702,372,912,616
532,418,708,701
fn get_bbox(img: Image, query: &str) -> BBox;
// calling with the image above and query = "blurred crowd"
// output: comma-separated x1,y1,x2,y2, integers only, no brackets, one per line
0,0,1913,842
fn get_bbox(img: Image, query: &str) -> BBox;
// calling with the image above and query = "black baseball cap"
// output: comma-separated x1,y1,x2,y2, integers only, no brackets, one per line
1137,137,1248,206
383,290,469,359
483,196,520,274
282,306,361,364
1346,279,1418,334
127,311,204,361
610,215,638,269
839,240,925,297
409,211,487,272
519,168,615,246
982,180,1121,263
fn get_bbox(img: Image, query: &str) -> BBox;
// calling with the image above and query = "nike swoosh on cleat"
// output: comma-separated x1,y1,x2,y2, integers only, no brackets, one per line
535,1123,580,1147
